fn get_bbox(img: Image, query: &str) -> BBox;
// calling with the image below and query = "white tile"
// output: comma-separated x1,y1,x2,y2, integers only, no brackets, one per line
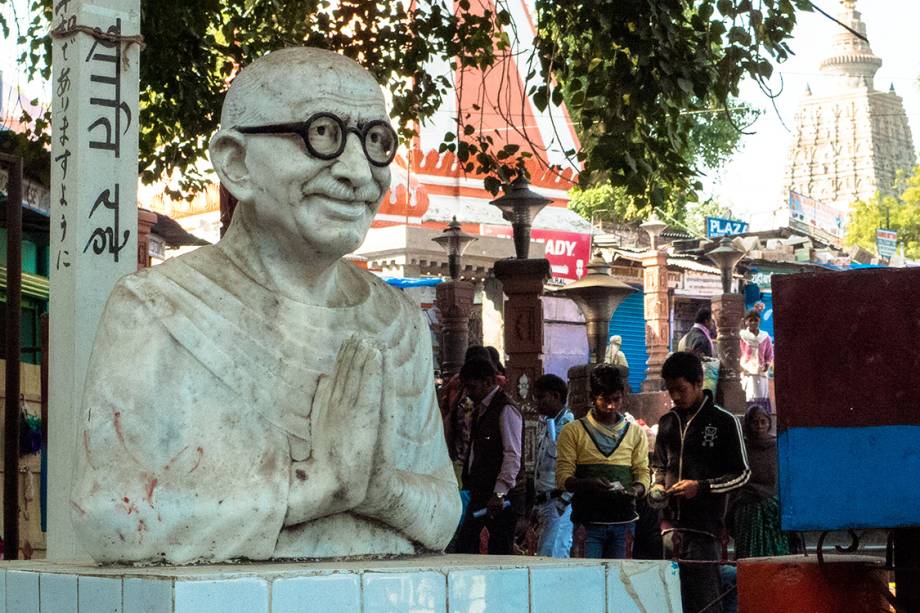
78,576,123,613
448,568,528,613
39,573,77,613
272,573,360,613
175,578,268,613
530,565,605,613
7,570,40,613
607,560,682,613
362,571,446,613
124,577,174,613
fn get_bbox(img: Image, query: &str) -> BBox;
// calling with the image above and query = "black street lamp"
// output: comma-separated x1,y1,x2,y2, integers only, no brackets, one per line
489,176,551,259
706,237,745,293
554,253,636,365
432,216,478,280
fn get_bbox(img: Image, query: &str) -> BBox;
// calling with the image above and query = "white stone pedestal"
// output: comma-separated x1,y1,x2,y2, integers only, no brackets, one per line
0,555,680,612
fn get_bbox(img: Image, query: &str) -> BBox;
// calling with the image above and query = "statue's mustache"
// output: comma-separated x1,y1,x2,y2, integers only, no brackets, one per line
303,177,382,206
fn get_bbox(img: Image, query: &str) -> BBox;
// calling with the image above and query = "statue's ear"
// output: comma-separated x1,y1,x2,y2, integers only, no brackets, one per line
209,130,254,203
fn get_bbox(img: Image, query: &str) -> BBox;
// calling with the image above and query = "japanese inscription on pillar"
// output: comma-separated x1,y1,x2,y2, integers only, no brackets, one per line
48,0,140,560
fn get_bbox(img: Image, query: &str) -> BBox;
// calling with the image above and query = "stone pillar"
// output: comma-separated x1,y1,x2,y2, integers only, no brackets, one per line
49,0,141,560
492,258,550,410
712,292,746,414
641,249,670,392
435,280,475,379
136,209,157,269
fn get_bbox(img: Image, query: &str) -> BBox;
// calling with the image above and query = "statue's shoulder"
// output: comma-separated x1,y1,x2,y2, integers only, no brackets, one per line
105,246,221,316
347,265,422,320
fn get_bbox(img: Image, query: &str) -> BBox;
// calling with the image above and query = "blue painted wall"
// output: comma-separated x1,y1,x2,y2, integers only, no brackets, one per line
779,426,920,531
609,289,648,393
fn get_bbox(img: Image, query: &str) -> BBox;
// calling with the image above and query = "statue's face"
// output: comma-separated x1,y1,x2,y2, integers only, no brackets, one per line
240,79,392,258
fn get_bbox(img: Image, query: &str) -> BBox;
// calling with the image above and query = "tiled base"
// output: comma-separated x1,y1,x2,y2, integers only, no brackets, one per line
0,555,681,613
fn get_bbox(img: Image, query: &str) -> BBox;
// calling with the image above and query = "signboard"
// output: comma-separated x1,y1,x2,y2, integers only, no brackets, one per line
876,228,897,259
706,216,748,238
788,190,845,239
480,225,591,281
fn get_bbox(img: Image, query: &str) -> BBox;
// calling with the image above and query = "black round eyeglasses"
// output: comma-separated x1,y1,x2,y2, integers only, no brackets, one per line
235,112,398,167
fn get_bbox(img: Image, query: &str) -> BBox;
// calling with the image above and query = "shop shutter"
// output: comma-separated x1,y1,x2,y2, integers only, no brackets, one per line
608,288,648,392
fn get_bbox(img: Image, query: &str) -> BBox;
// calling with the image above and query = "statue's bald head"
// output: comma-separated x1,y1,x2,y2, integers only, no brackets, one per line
220,47,385,127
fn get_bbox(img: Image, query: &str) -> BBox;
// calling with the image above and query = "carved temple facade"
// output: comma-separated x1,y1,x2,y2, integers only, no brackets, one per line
782,0,915,234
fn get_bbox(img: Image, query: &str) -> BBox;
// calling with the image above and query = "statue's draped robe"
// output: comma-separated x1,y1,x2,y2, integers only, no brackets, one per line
72,246,460,563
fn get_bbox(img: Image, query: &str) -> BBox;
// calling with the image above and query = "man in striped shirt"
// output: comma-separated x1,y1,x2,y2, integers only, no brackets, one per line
650,351,751,613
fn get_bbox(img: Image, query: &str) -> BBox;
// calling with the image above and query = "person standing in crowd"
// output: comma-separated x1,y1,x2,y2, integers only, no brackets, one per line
730,404,790,559
678,308,717,359
651,352,750,613
455,359,524,555
739,310,774,410
486,346,507,377
556,365,650,559
532,374,575,557
441,345,503,472
605,335,630,370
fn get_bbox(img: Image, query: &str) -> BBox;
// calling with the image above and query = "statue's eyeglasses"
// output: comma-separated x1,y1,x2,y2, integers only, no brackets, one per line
235,112,398,167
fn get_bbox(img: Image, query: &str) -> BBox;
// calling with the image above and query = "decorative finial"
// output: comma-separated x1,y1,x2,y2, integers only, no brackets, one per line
841,0,857,9
805,83,812,96
890,82,896,93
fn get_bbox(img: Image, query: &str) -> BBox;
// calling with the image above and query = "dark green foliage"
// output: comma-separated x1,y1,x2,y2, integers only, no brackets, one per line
5,0,809,204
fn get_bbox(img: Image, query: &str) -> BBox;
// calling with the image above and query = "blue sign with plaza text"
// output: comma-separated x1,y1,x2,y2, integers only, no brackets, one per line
706,216,749,238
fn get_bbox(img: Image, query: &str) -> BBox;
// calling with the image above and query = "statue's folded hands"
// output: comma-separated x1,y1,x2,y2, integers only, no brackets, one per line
284,336,382,526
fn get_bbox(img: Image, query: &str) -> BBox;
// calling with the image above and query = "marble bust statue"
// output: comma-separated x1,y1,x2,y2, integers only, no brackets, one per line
71,47,461,564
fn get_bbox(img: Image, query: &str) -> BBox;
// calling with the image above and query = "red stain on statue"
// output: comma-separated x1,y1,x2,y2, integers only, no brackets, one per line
189,447,204,473
144,477,158,507
113,411,125,445
121,496,139,516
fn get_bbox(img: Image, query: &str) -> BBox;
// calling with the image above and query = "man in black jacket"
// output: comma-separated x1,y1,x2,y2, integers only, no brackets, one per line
455,359,524,554
651,352,750,613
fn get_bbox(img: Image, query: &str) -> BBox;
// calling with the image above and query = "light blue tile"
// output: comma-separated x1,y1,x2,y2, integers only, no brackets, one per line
362,571,446,613
0,569,6,613
7,570,40,613
124,578,174,613
39,573,77,613
448,568,528,613
175,578,268,613
607,560,682,613
78,576,122,613
272,573,360,613
530,565,605,613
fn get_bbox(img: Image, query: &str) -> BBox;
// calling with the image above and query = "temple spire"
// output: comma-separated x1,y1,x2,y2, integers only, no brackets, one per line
819,0,881,91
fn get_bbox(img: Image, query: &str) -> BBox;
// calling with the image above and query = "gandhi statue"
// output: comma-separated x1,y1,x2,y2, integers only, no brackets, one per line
71,48,461,564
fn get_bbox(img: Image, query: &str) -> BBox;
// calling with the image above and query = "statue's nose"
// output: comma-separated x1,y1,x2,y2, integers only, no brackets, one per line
331,133,373,190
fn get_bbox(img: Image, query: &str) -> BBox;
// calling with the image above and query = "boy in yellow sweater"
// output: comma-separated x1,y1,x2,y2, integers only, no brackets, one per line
556,365,650,558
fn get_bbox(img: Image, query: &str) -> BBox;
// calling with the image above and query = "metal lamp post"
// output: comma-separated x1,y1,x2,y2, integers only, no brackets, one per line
431,216,478,281
706,237,745,293
640,213,667,250
639,212,671,392
432,218,478,378
555,254,636,365
555,252,636,416
489,176,551,259
706,237,746,413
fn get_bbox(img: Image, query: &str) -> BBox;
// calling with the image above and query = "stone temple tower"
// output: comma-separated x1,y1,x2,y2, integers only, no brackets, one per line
783,0,915,220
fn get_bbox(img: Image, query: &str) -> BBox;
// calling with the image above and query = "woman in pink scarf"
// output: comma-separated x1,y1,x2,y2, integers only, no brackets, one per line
739,310,773,409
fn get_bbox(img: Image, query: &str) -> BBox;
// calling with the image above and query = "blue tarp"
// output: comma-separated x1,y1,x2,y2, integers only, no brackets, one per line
382,277,444,288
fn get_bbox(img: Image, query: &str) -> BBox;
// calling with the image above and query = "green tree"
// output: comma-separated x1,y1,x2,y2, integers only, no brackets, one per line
568,102,755,225
684,198,735,237
6,0,808,200
845,166,920,259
